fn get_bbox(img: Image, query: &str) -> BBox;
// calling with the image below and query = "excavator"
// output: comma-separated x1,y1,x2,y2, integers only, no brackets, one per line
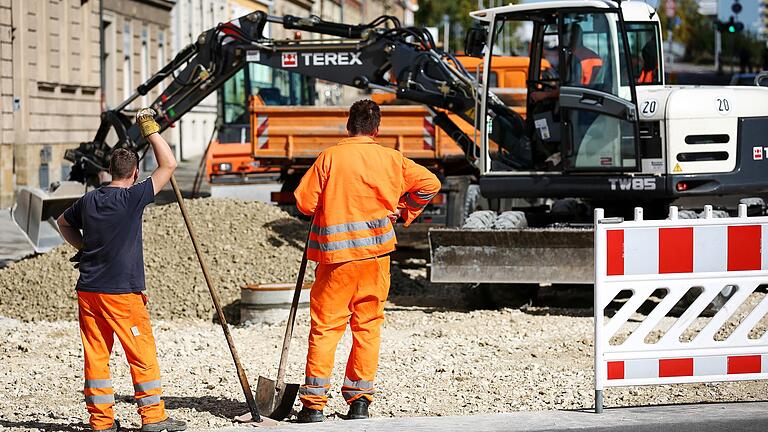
13,0,768,293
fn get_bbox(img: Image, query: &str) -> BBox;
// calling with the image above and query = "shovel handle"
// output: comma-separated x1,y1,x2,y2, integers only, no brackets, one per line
275,217,313,390
170,176,262,423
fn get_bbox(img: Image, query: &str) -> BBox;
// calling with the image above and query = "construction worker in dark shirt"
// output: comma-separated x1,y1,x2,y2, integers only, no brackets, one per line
57,109,186,432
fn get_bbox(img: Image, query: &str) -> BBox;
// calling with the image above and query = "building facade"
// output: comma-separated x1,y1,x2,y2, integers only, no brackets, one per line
0,0,174,208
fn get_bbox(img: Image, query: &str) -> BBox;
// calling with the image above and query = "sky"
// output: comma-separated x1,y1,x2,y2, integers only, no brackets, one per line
519,0,764,35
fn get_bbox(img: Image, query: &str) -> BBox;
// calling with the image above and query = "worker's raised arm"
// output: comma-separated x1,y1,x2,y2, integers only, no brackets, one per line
137,108,177,195
294,155,327,216
398,157,441,227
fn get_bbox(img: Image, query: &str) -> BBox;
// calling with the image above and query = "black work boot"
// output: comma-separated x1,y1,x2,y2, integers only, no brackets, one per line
94,419,120,431
141,417,187,432
346,398,370,420
297,407,324,423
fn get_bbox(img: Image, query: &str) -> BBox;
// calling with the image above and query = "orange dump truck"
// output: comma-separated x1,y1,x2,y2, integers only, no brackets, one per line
206,56,540,225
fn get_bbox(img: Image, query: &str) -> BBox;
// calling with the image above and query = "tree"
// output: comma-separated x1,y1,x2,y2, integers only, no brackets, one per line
416,0,520,53
658,0,715,63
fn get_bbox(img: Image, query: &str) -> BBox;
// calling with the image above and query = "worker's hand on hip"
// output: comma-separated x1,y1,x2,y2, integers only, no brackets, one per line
69,249,83,269
388,208,403,224
136,108,160,138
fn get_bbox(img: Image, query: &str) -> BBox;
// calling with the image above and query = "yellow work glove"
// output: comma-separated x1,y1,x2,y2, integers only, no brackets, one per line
136,108,160,138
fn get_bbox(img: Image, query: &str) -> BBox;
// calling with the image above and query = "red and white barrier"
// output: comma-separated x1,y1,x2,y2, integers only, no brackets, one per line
594,205,768,413
423,116,435,150
256,114,269,149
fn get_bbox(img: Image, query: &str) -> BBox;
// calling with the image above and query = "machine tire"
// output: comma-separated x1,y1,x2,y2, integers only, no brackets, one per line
493,210,527,229
740,197,767,215
677,210,699,219
463,184,484,221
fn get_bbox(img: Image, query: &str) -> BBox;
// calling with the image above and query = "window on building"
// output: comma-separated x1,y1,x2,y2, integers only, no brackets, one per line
123,21,133,102
103,13,116,108
157,31,166,92
141,24,149,106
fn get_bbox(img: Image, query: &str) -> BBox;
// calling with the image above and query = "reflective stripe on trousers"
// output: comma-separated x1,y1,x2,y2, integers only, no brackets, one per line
298,376,331,410
341,377,375,403
84,378,115,405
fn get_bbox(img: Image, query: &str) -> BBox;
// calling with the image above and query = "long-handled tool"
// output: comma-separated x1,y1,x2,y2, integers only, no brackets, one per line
169,176,277,426
255,219,313,420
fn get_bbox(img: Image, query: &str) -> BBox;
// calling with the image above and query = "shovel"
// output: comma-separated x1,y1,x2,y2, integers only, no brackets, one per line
255,219,313,420
170,176,278,427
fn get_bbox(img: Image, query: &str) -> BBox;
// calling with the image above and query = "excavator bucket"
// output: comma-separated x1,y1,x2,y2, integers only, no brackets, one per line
428,228,595,284
12,182,85,253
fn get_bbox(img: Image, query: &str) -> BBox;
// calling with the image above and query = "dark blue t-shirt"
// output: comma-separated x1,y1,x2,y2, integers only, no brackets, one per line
63,178,155,293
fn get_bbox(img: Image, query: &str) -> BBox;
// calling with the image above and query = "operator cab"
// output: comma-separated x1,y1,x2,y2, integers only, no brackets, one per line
469,0,662,182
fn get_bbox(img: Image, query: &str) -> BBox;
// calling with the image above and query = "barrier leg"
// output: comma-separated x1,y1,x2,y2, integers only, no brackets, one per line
595,389,603,414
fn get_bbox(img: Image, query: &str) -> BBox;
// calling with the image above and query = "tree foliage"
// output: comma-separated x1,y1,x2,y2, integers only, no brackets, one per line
415,0,520,53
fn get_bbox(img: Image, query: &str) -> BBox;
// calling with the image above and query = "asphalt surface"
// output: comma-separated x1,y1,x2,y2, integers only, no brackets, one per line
0,210,34,268
220,402,768,431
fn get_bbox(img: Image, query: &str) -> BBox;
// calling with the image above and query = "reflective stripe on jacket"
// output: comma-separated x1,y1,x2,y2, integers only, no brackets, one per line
294,135,441,264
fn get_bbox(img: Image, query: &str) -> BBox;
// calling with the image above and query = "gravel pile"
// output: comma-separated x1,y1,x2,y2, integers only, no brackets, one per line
0,199,308,322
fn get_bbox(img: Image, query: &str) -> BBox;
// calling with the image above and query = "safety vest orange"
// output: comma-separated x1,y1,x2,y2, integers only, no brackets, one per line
638,68,654,84
574,47,603,86
294,135,441,264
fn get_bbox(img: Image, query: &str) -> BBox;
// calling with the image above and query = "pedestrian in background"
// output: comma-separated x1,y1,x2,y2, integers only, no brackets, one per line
293,99,441,422
57,109,186,432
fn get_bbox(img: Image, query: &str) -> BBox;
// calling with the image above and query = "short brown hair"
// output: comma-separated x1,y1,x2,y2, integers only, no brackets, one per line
109,148,139,180
346,99,381,136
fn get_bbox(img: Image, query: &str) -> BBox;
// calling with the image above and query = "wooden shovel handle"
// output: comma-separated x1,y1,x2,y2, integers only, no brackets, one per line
170,176,261,422
275,217,313,391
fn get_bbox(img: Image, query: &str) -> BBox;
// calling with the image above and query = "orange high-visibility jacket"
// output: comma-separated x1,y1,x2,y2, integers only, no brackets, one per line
294,135,441,264
574,47,603,86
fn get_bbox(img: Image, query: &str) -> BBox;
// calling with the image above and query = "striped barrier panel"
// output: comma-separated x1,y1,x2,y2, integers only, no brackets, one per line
423,116,435,150
594,205,768,413
256,114,269,149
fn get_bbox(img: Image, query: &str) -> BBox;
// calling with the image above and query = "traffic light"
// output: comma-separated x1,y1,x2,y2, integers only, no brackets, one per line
717,16,744,34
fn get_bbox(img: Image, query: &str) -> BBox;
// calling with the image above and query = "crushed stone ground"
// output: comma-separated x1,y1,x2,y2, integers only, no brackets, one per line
1,305,767,431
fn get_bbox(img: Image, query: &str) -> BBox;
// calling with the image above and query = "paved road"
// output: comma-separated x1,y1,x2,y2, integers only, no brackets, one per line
0,210,34,268
221,402,768,432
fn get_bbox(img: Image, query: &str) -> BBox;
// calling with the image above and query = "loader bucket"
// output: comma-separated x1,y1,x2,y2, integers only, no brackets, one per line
428,228,594,284
12,182,85,252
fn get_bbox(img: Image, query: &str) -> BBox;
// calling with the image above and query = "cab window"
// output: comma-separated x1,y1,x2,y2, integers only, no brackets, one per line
562,13,616,95
625,22,661,85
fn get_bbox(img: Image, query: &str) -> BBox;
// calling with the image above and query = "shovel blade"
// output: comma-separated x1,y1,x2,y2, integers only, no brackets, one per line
255,376,278,416
255,377,300,421
270,383,300,421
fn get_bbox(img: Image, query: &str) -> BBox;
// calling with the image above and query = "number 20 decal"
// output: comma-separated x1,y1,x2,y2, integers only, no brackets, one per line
717,98,731,115
640,99,658,118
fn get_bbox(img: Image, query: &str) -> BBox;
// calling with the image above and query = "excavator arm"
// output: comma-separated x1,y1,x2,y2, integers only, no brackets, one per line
66,11,505,186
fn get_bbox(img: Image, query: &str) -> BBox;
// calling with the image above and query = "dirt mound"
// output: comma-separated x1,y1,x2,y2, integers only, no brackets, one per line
0,199,309,321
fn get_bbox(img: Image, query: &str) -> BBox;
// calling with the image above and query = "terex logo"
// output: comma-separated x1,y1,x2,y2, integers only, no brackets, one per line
280,52,364,68
282,52,298,67
608,178,656,191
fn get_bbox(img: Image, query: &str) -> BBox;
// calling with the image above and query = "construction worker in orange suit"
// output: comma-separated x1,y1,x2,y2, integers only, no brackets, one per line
293,99,441,422
57,109,186,432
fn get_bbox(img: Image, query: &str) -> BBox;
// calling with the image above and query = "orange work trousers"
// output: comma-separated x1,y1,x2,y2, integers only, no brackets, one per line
78,291,167,430
299,255,390,410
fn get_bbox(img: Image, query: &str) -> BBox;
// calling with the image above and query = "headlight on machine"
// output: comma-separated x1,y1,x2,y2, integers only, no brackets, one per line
214,162,232,172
